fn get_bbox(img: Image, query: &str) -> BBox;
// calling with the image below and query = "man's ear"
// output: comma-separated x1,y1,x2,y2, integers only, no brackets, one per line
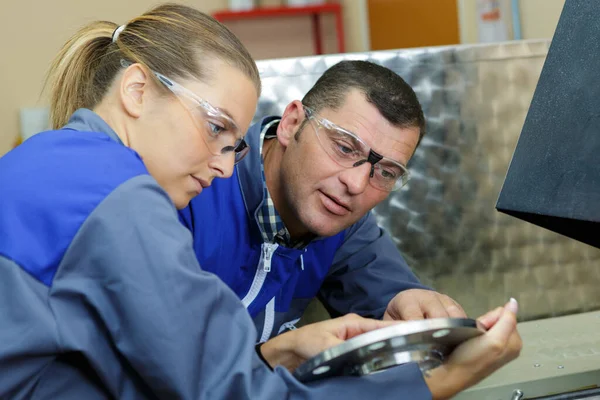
277,100,305,148
119,63,152,119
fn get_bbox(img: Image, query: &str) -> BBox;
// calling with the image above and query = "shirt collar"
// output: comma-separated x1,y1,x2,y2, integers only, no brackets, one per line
257,120,314,249
257,120,286,243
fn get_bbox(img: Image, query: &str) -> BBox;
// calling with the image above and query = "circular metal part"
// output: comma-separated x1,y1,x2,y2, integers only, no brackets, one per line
432,329,451,338
312,366,331,375
294,318,485,383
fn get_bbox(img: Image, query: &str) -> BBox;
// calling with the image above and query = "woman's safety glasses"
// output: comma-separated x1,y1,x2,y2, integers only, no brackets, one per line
121,59,249,164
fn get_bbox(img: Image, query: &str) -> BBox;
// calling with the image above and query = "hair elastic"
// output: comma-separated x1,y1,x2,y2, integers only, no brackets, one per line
112,25,126,43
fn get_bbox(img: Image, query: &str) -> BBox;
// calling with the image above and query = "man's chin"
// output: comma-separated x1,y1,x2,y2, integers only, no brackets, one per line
304,215,353,238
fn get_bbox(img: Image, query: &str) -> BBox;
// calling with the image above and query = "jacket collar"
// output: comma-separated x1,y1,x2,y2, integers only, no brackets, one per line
63,108,123,145
236,116,281,221
236,116,326,246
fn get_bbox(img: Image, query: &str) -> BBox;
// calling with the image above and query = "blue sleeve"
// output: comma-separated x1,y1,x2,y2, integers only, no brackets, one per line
54,175,431,399
320,212,431,319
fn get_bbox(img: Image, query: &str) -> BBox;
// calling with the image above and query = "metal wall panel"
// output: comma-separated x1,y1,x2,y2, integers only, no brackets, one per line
255,40,600,320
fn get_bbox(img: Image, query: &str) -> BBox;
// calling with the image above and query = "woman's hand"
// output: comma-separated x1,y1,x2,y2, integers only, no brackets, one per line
259,299,521,400
259,313,395,372
425,298,523,400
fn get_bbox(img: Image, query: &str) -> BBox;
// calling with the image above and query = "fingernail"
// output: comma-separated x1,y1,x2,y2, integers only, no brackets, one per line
505,297,519,314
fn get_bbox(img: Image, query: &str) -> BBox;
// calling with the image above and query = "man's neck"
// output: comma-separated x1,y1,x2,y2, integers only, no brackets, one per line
262,138,309,241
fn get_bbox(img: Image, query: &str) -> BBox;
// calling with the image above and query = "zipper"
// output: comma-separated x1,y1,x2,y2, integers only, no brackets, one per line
263,242,275,272
241,243,279,309
259,297,276,343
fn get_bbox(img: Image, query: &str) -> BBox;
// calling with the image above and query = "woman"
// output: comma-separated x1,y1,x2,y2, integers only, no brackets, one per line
0,3,520,399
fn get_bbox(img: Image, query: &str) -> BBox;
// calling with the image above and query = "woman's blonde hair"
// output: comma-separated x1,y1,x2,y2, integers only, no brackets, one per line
45,3,261,129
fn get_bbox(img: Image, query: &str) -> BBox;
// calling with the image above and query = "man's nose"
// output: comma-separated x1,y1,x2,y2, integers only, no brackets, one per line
338,162,371,194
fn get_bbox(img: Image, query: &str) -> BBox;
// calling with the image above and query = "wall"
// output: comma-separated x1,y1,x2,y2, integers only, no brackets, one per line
518,0,566,39
255,40,600,322
225,0,369,59
368,0,460,50
458,0,566,43
0,0,225,156
340,0,370,53
1,0,563,156
0,0,370,156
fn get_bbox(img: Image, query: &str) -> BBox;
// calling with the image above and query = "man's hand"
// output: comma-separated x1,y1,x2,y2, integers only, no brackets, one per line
383,289,467,321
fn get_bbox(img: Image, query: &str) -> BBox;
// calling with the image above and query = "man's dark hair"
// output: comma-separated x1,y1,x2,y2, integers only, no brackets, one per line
301,60,426,141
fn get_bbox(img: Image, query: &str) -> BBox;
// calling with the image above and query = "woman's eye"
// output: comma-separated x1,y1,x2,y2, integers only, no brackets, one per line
338,144,353,154
208,122,225,136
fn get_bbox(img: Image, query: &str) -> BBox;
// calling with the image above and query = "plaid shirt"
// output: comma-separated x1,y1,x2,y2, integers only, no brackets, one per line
257,120,310,249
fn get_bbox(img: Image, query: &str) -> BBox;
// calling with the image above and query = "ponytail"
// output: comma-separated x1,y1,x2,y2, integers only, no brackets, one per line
45,4,261,129
45,21,118,128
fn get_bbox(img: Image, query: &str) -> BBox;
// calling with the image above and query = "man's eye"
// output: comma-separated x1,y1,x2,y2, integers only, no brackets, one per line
334,139,357,154
380,169,397,179
376,163,403,179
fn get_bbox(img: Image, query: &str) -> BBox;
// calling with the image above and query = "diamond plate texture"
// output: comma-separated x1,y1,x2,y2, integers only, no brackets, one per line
254,40,600,321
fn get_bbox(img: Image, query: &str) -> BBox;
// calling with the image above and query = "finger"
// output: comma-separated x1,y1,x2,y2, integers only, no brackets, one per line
506,329,523,360
383,312,394,321
439,296,467,318
340,315,399,339
394,302,427,321
477,307,503,330
505,297,519,315
497,299,522,358
422,295,451,319
321,336,345,351
385,294,428,321
487,299,519,347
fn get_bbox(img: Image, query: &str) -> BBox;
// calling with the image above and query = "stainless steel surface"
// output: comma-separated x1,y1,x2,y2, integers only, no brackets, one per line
293,318,483,383
255,40,600,321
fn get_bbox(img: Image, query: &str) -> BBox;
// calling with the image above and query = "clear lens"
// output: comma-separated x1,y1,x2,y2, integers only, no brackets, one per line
233,140,249,164
154,68,246,158
306,106,410,192
129,62,252,166
370,163,409,191
185,98,242,156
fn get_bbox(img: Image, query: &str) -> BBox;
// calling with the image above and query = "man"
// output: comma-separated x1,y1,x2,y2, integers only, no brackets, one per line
179,60,466,341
